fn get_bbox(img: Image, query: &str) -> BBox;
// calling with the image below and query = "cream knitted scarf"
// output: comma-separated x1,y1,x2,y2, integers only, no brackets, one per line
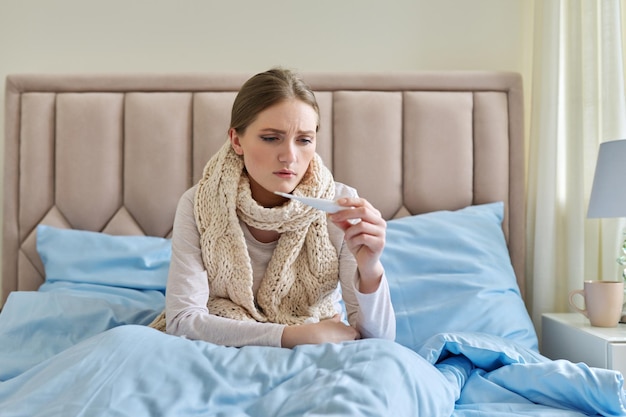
197,141,339,324
149,141,339,331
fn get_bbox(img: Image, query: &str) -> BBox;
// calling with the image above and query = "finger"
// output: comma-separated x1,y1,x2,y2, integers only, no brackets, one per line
346,233,386,259
335,199,376,222
334,202,383,226
343,221,385,243
347,326,361,340
335,197,364,208
328,215,359,232
329,208,365,226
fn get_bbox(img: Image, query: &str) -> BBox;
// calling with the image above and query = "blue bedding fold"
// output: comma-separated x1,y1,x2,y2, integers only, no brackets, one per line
1,288,625,416
0,326,456,417
0,283,163,381
420,332,626,416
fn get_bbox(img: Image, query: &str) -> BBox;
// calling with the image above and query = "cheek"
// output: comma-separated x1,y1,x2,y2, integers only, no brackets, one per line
242,152,267,174
302,149,316,165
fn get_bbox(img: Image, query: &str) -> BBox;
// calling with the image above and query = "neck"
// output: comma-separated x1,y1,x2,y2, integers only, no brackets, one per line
248,175,288,208
247,225,280,243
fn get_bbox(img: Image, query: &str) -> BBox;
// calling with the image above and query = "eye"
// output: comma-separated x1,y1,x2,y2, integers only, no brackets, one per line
298,137,314,145
260,136,279,142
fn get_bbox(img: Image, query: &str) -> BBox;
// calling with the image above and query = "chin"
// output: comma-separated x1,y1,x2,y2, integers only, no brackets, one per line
275,185,296,194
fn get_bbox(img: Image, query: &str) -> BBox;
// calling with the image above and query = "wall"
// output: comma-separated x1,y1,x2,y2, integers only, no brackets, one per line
0,0,533,298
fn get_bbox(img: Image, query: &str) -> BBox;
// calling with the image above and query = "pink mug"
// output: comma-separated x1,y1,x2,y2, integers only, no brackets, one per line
569,280,624,327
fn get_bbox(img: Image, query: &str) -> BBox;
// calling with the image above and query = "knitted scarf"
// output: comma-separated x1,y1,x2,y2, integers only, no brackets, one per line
149,141,339,331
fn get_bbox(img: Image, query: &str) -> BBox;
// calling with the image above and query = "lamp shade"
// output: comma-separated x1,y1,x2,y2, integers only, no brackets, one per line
588,139,626,218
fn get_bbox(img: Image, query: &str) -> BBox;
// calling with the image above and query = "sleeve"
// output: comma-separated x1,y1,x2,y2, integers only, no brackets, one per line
333,183,397,341
164,186,286,347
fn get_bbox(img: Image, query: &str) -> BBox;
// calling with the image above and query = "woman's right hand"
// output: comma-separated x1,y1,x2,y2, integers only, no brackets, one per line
281,314,360,348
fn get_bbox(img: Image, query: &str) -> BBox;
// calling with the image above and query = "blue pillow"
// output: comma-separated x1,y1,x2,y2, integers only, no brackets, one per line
381,202,538,352
36,225,171,291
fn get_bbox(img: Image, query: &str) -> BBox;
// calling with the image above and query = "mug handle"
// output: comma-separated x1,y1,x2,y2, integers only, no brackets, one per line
568,289,589,318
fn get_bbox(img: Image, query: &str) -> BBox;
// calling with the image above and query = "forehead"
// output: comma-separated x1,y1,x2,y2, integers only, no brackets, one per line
253,99,318,129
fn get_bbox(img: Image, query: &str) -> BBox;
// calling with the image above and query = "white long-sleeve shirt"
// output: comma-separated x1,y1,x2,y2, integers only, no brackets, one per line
165,182,396,347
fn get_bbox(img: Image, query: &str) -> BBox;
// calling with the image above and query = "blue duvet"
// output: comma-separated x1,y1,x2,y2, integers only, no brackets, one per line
0,284,625,416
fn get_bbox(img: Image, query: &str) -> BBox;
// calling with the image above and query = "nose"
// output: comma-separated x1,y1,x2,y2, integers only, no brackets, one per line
278,140,297,163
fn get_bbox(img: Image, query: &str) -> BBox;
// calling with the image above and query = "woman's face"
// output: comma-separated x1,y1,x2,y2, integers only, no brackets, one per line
229,98,318,207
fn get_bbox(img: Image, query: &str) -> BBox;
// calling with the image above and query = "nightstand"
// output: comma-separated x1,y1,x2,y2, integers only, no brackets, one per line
542,313,626,377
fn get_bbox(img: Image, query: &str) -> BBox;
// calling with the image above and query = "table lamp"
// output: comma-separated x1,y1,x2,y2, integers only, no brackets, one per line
588,139,626,321
588,139,626,219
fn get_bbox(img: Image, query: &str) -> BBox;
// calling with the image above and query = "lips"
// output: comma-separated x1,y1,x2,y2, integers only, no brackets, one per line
274,169,296,178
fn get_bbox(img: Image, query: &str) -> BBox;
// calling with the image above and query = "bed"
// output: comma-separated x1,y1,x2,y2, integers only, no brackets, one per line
1,71,624,416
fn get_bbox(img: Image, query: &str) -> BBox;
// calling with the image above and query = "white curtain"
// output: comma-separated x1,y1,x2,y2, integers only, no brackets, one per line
527,0,626,336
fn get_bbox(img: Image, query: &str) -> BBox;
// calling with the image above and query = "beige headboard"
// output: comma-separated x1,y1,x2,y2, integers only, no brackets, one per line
3,71,525,306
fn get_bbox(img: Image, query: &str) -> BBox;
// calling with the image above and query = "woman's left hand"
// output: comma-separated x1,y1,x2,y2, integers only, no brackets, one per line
329,197,386,294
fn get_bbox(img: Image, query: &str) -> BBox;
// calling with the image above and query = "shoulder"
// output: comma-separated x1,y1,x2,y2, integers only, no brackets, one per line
334,182,358,199
174,185,198,216
180,184,198,204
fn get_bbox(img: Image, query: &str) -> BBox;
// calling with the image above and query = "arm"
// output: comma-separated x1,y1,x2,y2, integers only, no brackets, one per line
165,186,285,347
330,184,396,340
280,314,360,348
283,184,395,346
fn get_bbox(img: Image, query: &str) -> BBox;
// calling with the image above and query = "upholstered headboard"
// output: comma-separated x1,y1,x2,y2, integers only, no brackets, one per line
2,71,525,306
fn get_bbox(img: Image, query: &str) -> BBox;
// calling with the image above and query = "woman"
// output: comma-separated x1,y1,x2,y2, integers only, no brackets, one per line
150,68,395,347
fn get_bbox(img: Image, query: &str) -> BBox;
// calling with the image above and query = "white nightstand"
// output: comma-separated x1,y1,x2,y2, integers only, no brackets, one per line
542,313,626,377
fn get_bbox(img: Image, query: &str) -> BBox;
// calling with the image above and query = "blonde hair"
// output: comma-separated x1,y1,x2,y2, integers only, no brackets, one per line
230,68,320,134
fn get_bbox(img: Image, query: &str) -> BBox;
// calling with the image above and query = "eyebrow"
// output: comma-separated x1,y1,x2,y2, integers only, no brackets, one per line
259,128,316,136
